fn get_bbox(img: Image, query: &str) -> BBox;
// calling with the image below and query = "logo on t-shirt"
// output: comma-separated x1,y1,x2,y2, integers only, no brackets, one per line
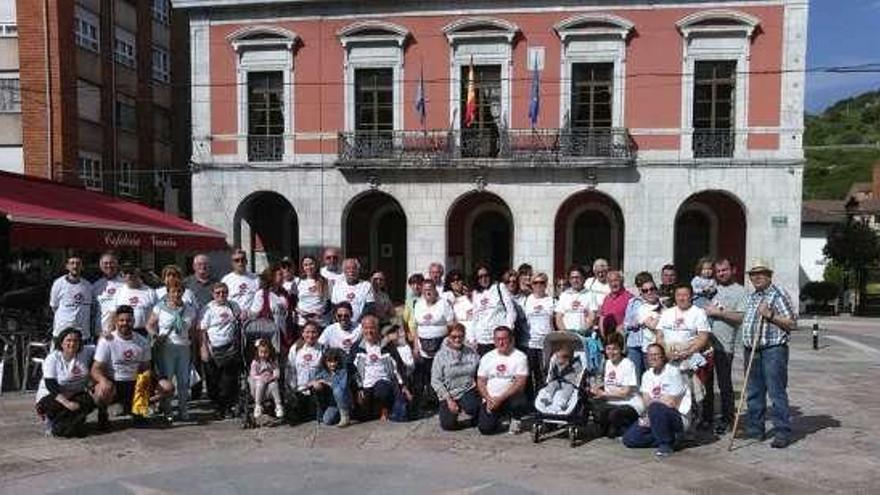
303,353,313,362
496,363,507,374
481,297,489,307
73,293,84,304
652,384,662,398
343,338,352,348
238,283,248,295
123,349,135,360
129,296,140,306
308,285,317,293
422,313,433,322
346,292,355,301
107,288,116,296
71,365,82,376
608,370,616,382
534,305,543,312
572,301,581,309
220,311,230,322
369,353,379,362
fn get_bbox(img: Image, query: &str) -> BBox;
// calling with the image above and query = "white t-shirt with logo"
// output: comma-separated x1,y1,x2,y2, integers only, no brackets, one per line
603,357,644,414
296,278,326,320
288,343,323,389
330,279,374,323
471,284,516,345
50,276,94,338
151,302,198,346
637,301,664,351
657,305,711,346
200,300,241,348
359,341,390,388
36,345,96,402
113,285,158,329
555,288,591,332
320,267,343,288
93,276,124,335
640,363,692,429
221,272,259,311
524,295,555,349
94,331,151,382
413,298,455,340
452,294,475,344
477,348,529,397
318,322,362,354
585,277,611,312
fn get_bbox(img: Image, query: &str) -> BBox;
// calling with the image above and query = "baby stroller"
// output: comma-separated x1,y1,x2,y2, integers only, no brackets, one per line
531,332,591,447
238,316,282,429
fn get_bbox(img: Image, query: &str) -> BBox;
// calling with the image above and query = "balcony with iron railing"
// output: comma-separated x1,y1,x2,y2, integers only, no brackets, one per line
336,127,636,169
247,135,285,162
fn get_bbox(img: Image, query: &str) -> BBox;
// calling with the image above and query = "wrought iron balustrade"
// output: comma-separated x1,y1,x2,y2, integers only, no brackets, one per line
336,127,636,168
247,135,284,162
692,129,735,158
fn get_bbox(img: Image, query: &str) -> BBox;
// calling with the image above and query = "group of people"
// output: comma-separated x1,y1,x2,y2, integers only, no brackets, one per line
38,247,796,457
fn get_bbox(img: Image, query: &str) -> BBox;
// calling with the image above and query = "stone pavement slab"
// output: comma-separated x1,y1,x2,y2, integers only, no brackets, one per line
1,321,879,494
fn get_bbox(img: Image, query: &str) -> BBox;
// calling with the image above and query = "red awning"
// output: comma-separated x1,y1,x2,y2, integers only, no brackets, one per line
0,171,228,252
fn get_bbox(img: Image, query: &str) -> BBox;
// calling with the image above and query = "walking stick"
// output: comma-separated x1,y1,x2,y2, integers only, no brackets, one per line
728,303,766,451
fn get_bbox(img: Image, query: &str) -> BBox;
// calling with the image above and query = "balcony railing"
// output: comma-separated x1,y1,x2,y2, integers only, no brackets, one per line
248,135,284,162
692,129,735,158
336,127,636,168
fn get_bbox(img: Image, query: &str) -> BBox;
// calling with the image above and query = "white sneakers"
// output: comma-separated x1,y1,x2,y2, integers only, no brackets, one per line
275,406,285,419
253,405,263,419
338,411,351,428
509,418,522,434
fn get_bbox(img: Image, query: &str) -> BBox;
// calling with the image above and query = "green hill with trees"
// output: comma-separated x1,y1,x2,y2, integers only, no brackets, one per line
804,89,880,199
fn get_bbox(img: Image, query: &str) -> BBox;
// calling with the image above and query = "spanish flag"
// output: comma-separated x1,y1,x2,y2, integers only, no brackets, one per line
464,57,477,128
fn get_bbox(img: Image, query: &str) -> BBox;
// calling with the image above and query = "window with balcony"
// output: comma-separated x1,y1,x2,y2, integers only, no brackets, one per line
0,77,20,113
151,45,170,83
692,60,736,158
117,160,138,197
116,95,137,132
460,64,502,158
74,7,100,53
78,153,103,191
353,68,394,157
151,0,170,25
566,63,615,156
114,27,136,69
247,71,284,162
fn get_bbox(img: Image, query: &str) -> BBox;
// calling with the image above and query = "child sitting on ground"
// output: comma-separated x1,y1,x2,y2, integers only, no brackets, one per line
249,339,284,419
539,346,584,413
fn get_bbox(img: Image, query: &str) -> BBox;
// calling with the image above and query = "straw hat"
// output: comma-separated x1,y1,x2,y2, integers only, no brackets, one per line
746,258,774,275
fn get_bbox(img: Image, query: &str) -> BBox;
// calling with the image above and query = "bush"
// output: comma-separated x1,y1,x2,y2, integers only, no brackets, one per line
801,281,841,305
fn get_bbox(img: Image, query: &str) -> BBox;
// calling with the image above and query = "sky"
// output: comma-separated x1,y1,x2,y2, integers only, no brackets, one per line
806,0,880,113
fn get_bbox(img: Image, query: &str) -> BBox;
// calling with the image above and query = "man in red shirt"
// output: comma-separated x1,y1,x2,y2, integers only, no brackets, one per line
599,271,632,341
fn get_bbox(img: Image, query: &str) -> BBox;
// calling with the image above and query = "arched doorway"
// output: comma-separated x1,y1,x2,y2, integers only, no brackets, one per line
343,191,407,302
447,192,513,279
234,191,299,273
554,190,624,276
674,191,746,283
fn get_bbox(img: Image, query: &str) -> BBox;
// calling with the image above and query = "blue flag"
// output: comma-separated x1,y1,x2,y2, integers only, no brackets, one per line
415,66,426,126
528,56,540,128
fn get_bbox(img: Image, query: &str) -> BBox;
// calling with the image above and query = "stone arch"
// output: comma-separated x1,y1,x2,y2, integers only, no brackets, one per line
554,190,625,276
342,190,407,301
233,191,298,272
447,191,514,279
674,190,747,282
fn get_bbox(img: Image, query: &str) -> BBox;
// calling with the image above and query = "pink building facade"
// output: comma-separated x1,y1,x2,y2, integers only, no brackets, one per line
177,0,808,300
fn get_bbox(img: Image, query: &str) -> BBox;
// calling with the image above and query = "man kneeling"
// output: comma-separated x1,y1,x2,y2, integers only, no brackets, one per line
476,326,529,434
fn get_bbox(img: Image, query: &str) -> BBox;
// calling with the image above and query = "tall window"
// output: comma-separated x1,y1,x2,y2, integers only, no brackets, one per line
151,0,170,25
115,96,137,132
570,63,613,129
692,60,736,158
0,78,20,113
247,71,284,162
460,64,501,158
74,8,99,53
151,46,170,83
78,153,103,191
352,68,393,156
114,28,136,68
117,160,138,197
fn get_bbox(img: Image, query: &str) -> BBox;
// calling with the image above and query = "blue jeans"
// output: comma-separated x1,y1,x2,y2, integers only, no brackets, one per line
317,369,352,425
744,344,791,438
627,346,645,382
157,343,191,415
622,402,684,450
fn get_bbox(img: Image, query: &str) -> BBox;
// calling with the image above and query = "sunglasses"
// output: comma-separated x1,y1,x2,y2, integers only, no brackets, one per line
641,287,658,293
449,334,464,340
325,256,339,260
232,257,246,262
533,280,547,285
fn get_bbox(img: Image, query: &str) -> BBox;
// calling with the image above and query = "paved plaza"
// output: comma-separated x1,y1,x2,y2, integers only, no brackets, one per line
1,317,879,494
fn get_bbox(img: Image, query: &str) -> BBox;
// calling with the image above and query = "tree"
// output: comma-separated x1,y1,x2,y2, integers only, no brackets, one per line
824,220,880,313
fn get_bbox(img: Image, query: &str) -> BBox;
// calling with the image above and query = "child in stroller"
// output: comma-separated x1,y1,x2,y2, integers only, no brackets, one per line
536,346,583,414
249,339,284,420
531,332,590,447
